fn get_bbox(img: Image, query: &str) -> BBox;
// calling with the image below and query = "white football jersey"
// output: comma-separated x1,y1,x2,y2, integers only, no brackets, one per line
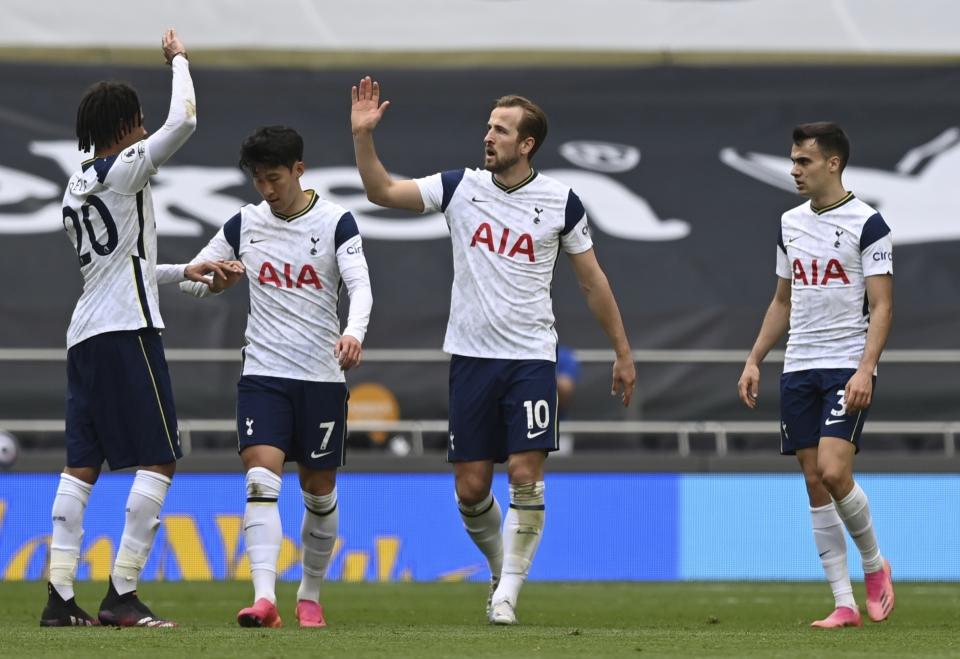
185,191,370,383
63,141,166,348
415,168,593,361
776,193,893,372
63,55,195,349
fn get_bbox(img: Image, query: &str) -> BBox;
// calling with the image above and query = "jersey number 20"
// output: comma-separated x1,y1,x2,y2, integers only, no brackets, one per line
62,195,119,267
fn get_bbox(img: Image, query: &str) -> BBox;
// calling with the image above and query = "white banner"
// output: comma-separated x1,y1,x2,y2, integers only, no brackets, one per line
0,0,956,54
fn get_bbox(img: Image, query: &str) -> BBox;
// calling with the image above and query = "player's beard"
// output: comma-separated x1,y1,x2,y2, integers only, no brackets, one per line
484,150,520,174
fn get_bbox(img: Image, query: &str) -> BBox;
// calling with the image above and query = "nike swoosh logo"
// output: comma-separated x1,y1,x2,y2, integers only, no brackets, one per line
824,418,847,426
250,238,267,244
819,550,829,557
471,196,489,203
310,450,335,459
527,429,548,439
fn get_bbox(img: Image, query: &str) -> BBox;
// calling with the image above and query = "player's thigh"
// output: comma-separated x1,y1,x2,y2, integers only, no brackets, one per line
64,343,104,469
237,375,296,458
293,381,349,471
779,370,822,455
83,330,181,470
818,369,874,453
448,355,507,463
502,360,558,457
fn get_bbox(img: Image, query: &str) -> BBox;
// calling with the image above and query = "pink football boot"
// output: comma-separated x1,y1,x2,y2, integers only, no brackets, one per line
296,600,327,628
865,559,895,622
810,606,863,628
237,598,282,628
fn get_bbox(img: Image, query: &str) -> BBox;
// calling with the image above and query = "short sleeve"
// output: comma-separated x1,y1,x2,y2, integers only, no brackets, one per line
861,213,893,276
776,225,791,279
335,212,366,268
413,168,464,214
100,139,157,195
334,212,360,250
560,189,593,255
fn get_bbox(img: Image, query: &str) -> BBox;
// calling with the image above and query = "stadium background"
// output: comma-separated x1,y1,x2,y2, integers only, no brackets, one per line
0,0,958,584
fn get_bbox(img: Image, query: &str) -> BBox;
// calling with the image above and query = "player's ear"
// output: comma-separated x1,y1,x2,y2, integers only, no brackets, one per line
520,136,535,157
293,161,305,178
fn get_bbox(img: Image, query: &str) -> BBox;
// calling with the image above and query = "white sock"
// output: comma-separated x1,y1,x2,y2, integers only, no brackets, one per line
492,481,545,607
298,488,338,603
834,482,884,573
457,491,503,580
49,473,92,601
244,467,282,604
810,502,856,609
112,470,170,596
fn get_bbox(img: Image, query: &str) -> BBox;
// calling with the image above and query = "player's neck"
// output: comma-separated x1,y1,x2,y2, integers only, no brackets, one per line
275,190,313,217
492,162,534,190
809,184,849,212
95,132,141,159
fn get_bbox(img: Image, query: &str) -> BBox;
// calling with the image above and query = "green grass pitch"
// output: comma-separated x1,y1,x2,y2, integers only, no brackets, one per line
2,581,959,658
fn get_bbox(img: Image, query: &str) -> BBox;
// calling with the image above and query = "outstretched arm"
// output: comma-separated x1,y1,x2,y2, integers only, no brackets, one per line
351,76,425,212
171,228,245,297
145,28,197,169
737,277,791,409
567,249,636,406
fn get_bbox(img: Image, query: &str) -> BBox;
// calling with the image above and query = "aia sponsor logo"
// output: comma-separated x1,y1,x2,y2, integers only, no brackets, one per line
792,258,849,286
258,262,323,289
469,222,535,262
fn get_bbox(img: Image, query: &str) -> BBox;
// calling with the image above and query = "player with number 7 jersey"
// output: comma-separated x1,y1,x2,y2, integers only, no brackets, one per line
159,125,372,629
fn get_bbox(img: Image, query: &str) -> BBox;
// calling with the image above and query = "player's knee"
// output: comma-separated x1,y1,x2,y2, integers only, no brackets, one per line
455,477,490,506
818,464,851,497
802,468,823,493
300,469,336,496
64,465,100,485
140,461,176,480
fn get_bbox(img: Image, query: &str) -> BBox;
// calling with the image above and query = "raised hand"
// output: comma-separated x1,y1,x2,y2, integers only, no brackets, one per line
162,28,187,65
351,76,391,135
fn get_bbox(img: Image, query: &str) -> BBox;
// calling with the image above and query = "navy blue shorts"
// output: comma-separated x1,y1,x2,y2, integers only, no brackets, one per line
65,329,181,470
779,368,875,455
448,355,558,463
236,375,348,469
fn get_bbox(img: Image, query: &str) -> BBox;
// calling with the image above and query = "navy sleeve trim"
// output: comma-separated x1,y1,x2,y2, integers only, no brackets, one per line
93,155,118,184
860,213,891,251
223,213,241,258
561,190,586,236
777,226,786,254
440,169,466,212
335,212,361,250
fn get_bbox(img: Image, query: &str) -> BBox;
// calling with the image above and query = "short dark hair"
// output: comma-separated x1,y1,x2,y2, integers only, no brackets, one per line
493,95,548,159
793,122,850,170
238,125,304,173
76,81,142,153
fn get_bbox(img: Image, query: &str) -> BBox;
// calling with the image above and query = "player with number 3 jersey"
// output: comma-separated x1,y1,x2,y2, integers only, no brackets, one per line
738,122,895,629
